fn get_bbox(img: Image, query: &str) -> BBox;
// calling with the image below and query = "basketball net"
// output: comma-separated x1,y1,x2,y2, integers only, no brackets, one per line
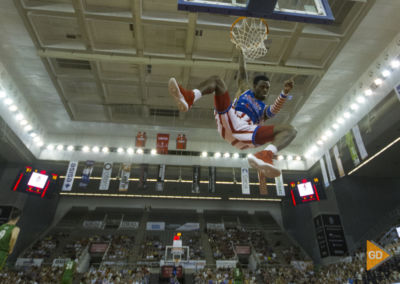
230,17,269,60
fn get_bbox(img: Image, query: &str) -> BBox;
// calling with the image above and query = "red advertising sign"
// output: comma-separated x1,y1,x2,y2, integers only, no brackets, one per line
176,134,187,150
135,132,147,148
157,134,170,154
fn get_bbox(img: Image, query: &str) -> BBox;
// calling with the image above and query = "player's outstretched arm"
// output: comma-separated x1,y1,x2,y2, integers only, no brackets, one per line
264,79,294,120
9,227,20,254
237,51,251,93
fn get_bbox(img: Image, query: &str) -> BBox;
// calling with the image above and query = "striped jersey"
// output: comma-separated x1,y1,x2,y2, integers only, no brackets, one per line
233,89,288,124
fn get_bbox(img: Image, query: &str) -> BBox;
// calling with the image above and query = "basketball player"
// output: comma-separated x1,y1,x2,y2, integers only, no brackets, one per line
0,207,21,270
168,52,297,178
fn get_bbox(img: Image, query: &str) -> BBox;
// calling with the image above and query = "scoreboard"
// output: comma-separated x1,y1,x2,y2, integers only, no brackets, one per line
289,178,323,206
12,166,59,198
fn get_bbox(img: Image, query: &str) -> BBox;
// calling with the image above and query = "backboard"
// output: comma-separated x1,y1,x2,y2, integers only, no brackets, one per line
178,0,334,24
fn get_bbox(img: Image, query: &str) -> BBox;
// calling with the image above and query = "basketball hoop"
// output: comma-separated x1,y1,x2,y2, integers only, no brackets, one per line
230,17,269,60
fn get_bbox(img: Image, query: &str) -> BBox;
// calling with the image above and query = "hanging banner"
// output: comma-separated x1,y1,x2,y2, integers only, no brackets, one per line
275,174,285,196
138,164,148,190
62,161,78,191
258,171,268,195
395,83,400,102
79,160,95,188
156,133,170,154
146,222,165,231
119,163,131,192
352,125,368,160
135,131,147,148
192,166,200,193
319,159,329,188
208,167,216,193
156,164,166,191
241,168,250,195
176,134,187,150
345,131,360,166
324,151,336,182
99,162,113,190
332,145,345,178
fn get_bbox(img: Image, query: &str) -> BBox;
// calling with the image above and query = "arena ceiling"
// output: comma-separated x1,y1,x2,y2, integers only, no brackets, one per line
0,0,399,169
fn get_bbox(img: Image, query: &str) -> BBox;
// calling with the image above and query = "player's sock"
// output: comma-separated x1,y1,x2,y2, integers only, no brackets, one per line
193,89,202,103
264,144,278,155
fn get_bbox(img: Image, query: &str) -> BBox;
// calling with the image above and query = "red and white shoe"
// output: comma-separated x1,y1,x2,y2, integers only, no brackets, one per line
247,150,281,178
168,77,194,112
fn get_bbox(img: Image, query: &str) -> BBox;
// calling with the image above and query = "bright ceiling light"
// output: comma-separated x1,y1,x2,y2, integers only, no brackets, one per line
150,149,157,155
29,132,37,138
214,152,221,158
356,96,366,103
136,148,143,155
364,89,373,96
0,90,5,98
343,112,351,119
57,144,64,151
24,124,32,131
350,103,359,110
9,105,18,112
47,144,54,151
287,155,293,161
233,153,239,159
325,130,333,137
127,148,134,155
296,156,301,161
321,135,328,141
36,141,44,147
33,136,40,142
337,117,345,124
317,140,323,145
101,147,109,153
332,123,339,130
67,145,74,151
247,154,251,158
201,151,208,157
277,155,284,160
82,146,90,152
304,152,311,159
92,146,99,153
223,152,230,158
311,145,318,152
390,59,400,69
20,119,28,126
4,98,13,105
381,69,390,78
15,113,24,121
374,78,383,86
117,147,124,153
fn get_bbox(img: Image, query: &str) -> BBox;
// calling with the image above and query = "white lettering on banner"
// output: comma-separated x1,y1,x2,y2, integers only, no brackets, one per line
52,258,71,267
119,221,139,229
206,223,225,230
216,260,237,269
333,145,345,178
325,151,336,182
83,220,104,229
146,222,165,231
275,174,285,196
319,159,329,188
241,168,250,195
352,125,368,159
119,163,131,191
15,258,43,267
62,161,78,191
99,162,113,190
176,223,200,231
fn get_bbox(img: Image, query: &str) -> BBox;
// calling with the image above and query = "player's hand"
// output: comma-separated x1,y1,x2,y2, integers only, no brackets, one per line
283,79,294,94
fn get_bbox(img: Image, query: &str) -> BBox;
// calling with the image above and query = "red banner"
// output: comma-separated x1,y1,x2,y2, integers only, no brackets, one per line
176,134,187,150
157,134,170,154
135,132,147,147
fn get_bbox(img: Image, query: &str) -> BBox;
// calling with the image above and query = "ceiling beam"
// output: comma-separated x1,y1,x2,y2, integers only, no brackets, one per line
37,49,323,76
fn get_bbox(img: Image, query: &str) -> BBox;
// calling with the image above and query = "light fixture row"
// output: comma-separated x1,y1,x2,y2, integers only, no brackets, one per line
305,58,399,158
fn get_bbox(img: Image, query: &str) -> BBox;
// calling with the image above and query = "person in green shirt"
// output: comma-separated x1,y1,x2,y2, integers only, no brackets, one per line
233,263,244,284
0,207,21,271
61,256,77,284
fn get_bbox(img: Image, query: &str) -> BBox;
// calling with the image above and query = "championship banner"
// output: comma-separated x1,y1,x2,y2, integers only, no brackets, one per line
156,164,166,191
333,145,345,178
119,163,131,192
345,131,360,166
324,151,336,182
258,171,268,195
138,164,148,190
99,162,113,190
352,125,368,160
241,168,250,195
62,161,78,191
176,134,187,150
79,160,95,188
156,133,170,154
135,131,147,147
395,83,400,102
208,166,216,193
275,174,285,196
192,166,200,193
319,159,329,188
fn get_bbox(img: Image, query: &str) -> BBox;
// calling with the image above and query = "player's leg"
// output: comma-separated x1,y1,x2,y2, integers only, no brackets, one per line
0,251,8,271
247,124,297,178
168,75,227,112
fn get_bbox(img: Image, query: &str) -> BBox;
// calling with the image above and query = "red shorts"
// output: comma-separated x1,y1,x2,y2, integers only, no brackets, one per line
214,92,274,150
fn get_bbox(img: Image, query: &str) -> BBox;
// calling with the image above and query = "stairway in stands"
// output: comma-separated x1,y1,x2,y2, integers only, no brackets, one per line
198,213,215,266
129,209,149,265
